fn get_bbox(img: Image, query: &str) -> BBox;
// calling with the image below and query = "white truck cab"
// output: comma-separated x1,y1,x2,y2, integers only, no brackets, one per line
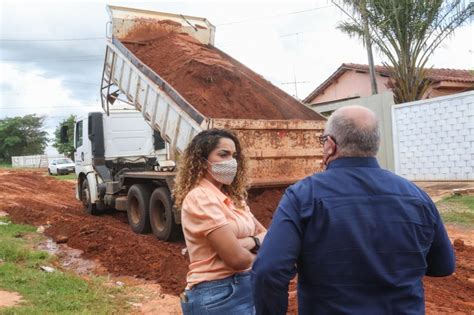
74,110,167,200
66,110,177,240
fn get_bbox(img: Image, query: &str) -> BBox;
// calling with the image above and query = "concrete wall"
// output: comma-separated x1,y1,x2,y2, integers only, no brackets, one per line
309,92,395,171
392,91,474,180
11,154,66,168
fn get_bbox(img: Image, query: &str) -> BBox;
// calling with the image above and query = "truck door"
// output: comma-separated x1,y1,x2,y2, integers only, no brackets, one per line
74,119,92,173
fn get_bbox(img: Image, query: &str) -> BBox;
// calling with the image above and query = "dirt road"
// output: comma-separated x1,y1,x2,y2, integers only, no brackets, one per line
1,169,473,314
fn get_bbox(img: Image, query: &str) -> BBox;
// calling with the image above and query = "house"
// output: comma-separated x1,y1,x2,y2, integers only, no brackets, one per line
303,63,474,106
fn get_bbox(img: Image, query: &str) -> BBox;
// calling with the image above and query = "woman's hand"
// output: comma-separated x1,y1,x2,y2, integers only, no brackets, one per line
238,236,255,250
207,225,254,270
238,231,267,251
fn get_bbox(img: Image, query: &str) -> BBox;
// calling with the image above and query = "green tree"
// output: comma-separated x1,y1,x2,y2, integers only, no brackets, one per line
0,114,49,163
52,115,76,160
334,0,473,103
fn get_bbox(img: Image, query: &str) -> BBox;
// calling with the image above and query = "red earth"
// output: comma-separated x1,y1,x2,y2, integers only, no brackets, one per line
1,169,473,314
121,20,323,121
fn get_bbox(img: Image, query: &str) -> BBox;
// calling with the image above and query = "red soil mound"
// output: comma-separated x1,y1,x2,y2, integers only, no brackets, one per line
121,20,323,121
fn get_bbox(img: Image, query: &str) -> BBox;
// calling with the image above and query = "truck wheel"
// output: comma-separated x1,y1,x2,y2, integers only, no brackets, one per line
48,168,52,175
149,187,181,241
81,179,101,215
127,184,152,234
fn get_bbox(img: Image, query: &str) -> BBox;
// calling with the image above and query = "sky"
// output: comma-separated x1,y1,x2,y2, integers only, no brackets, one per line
0,0,473,155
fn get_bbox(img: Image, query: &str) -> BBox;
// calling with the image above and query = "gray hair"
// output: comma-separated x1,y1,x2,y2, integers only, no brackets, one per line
325,107,380,157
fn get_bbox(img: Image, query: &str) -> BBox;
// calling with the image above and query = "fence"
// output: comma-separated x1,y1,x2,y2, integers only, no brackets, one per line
392,91,474,180
309,91,474,180
11,155,66,168
308,92,396,171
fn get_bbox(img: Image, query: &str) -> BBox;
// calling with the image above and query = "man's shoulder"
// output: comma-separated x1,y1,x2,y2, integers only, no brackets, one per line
372,169,434,204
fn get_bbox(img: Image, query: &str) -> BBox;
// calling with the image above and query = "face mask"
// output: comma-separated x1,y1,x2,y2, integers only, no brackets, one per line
207,158,238,185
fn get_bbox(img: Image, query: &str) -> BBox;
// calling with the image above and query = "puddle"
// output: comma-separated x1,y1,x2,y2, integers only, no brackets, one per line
35,239,181,314
37,239,102,275
37,239,59,255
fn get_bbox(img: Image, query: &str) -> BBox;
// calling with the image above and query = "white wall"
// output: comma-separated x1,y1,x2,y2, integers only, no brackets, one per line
392,91,474,180
11,154,66,168
309,92,396,171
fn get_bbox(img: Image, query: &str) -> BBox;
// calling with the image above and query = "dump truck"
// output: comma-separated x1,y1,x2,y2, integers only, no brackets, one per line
65,6,326,241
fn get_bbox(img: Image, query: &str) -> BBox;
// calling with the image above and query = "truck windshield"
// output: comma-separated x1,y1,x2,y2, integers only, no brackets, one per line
57,159,73,164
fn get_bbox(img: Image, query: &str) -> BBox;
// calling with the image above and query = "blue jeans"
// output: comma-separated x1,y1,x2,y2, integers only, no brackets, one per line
180,272,255,315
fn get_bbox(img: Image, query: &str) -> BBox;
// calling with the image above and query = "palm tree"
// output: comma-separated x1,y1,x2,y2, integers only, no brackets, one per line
334,0,473,103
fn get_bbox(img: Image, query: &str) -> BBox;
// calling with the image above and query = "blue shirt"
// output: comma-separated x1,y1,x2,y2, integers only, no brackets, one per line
252,157,455,315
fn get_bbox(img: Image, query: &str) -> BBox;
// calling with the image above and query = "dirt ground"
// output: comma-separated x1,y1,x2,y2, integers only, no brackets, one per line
1,169,473,314
414,181,474,203
0,290,22,308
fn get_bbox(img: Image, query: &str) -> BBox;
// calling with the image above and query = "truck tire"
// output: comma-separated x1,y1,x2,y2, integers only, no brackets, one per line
127,184,152,234
81,179,101,215
149,187,181,241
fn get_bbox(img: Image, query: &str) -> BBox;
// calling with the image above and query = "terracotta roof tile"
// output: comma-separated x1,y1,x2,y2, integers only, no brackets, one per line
304,63,474,103
342,63,474,83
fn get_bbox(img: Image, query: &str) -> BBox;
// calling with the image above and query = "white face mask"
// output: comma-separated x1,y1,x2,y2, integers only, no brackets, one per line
207,158,238,185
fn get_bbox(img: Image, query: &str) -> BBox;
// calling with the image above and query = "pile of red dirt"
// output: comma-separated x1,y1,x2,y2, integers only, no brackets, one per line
248,187,286,227
121,20,323,121
1,169,473,314
424,239,474,314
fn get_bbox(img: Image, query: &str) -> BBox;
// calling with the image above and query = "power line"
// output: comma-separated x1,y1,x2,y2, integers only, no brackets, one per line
2,58,103,63
0,37,105,42
1,105,100,109
60,80,97,85
1,66,99,85
216,5,333,26
0,55,103,62
0,91,97,96
218,29,318,48
0,5,333,46
280,30,316,38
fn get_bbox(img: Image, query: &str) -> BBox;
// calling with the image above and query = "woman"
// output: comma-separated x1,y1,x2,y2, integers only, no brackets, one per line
173,128,266,315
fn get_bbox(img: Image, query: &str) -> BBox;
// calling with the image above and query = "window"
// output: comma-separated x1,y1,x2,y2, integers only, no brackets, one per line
321,110,335,118
76,121,83,148
57,158,73,164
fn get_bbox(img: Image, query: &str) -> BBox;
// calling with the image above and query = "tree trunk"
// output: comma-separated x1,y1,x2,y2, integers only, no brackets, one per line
361,1,378,95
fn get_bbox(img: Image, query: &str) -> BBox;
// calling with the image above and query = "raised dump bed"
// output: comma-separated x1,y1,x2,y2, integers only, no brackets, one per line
101,5,326,186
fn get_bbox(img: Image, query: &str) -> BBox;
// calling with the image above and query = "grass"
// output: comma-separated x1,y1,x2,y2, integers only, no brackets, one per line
436,195,474,227
0,217,129,314
51,173,77,181
0,163,12,168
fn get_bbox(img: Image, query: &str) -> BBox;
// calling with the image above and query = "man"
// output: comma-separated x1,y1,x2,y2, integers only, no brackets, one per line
252,105,455,314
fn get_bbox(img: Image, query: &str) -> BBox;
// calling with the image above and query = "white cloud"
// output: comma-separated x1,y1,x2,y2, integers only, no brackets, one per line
0,62,99,117
0,62,101,154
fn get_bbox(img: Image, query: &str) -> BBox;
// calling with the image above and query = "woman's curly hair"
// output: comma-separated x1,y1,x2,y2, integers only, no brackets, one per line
173,129,250,209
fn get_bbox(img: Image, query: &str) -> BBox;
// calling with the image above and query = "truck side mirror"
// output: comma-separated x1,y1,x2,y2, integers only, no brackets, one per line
60,125,69,143
153,131,166,150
